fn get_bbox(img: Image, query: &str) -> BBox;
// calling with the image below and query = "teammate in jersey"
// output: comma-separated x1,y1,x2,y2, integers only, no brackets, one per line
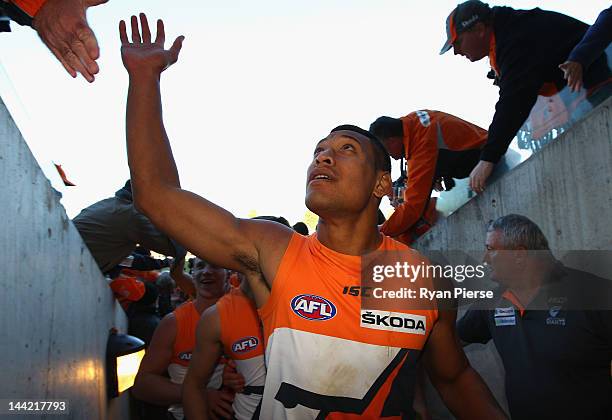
184,274,266,420
120,14,506,419
132,257,229,420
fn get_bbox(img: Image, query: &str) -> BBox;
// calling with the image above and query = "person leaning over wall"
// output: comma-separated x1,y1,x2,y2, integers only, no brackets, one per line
440,0,612,193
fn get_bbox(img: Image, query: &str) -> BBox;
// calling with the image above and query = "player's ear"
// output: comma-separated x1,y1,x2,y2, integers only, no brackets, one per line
374,171,392,199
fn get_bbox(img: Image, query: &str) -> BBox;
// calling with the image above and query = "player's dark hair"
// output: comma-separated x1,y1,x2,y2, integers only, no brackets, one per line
369,117,403,142
330,124,391,173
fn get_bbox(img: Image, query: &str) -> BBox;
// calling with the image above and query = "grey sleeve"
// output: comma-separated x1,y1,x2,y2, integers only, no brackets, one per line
128,207,184,258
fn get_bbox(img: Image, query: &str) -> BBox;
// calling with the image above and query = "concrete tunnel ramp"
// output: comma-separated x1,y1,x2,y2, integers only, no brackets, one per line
0,96,128,419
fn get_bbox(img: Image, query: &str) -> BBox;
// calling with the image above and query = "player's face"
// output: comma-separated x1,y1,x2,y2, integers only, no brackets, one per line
306,132,378,217
192,258,227,299
483,230,520,287
453,24,488,62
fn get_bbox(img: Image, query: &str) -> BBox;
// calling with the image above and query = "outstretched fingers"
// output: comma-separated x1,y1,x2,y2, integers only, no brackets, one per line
130,15,141,43
48,43,77,78
155,19,165,45
139,13,151,43
119,20,129,45
169,35,185,63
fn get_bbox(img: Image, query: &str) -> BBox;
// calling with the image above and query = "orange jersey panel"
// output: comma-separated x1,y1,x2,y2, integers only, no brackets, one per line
218,288,266,419
218,288,265,360
258,233,438,419
170,301,200,366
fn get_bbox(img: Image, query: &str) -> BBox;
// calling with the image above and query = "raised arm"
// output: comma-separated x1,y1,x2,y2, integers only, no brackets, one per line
169,257,195,298
119,14,291,287
423,309,507,419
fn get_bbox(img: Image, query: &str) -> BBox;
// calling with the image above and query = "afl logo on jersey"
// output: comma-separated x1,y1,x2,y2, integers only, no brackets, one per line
178,351,192,361
232,336,259,353
291,294,337,321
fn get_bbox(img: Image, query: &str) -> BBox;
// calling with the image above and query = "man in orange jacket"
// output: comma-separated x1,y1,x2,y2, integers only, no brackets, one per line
1,0,108,82
370,110,487,244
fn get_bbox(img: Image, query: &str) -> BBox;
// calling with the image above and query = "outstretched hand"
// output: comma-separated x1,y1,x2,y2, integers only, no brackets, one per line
33,0,108,83
119,13,184,77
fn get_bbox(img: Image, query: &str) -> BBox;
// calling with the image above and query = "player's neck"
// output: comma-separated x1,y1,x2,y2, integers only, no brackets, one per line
316,216,382,256
193,296,218,314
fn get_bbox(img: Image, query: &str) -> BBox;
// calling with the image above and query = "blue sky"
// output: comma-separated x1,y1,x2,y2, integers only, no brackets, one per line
0,0,608,226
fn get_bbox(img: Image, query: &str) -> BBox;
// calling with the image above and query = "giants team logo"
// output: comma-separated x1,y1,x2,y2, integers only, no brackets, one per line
291,294,337,321
232,336,259,353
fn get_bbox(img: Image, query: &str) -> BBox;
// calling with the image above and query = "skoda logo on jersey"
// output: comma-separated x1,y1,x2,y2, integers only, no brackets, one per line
232,336,259,353
178,351,192,361
291,294,337,321
360,309,426,335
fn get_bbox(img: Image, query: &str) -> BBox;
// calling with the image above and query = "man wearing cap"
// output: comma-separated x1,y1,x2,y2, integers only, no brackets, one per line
370,110,487,244
440,0,612,193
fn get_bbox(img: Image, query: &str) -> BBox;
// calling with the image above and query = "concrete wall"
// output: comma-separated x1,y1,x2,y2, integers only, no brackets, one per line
416,97,612,418
0,96,129,419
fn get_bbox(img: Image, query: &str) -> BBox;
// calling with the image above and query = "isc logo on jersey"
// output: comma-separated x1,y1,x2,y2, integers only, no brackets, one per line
291,294,337,321
361,309,426,335
232,336,259,353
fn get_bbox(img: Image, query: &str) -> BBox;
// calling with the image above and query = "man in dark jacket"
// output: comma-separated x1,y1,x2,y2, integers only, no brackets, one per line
73,180,185,275
457,214,612,420
440,1,611,193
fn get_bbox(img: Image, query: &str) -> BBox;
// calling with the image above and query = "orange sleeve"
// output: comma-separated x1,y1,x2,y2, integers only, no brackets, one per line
381,127,437,237
10,0,47,17
437,112,488,151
